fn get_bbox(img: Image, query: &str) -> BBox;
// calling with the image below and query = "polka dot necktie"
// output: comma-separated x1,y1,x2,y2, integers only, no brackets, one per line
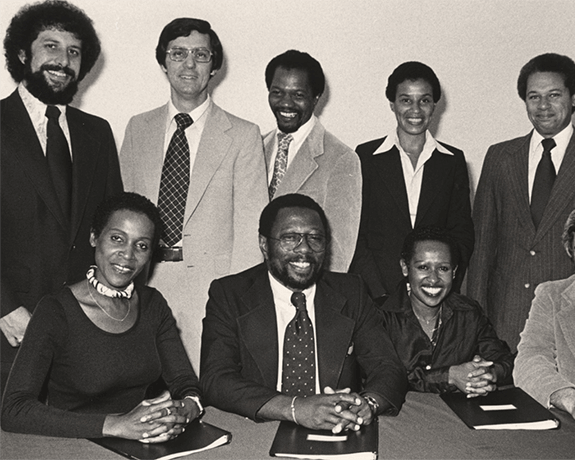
282,292,316,396
158,113,193,247
531,137,556,229
268,132,293,200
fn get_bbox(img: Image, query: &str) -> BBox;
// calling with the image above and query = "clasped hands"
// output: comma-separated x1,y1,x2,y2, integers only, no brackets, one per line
448,355,498,397
293,386,375,434
103,391,201,443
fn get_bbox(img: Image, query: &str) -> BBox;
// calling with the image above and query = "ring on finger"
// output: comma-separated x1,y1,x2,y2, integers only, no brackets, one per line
166,408,171,416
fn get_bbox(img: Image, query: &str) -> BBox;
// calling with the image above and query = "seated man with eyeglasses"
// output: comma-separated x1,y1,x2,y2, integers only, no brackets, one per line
200,194,407,432
119,18,268,372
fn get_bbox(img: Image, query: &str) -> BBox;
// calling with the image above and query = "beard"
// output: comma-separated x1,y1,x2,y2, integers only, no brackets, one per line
267,254,324,291
24,63,79,105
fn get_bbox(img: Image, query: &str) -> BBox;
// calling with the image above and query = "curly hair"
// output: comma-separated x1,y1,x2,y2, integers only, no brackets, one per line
4,0,101,83
400,226,460,268
265,50,325,98
385,61,441,103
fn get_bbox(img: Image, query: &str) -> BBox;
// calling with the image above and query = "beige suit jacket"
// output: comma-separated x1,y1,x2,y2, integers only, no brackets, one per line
264,121,361,272
120,101,268,370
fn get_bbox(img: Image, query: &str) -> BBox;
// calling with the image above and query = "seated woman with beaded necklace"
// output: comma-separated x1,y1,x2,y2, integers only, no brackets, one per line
2,192,202,442
378,226,514,395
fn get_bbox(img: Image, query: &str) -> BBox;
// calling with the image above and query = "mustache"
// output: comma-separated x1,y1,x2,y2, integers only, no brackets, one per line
41,63,76,79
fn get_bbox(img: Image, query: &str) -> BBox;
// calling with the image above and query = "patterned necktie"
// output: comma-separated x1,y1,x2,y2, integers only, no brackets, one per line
268,132,293,200
531,138,557,229
45,105,72,219
282,292,316,396
158,113,194,247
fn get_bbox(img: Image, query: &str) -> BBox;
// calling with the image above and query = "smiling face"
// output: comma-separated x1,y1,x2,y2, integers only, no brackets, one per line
268,67,320,134
525,71,575,138
162,30,214,112
19,28,82,104
90,209,155,290
260,207,325,291
390,79,436,140
401,240,455,311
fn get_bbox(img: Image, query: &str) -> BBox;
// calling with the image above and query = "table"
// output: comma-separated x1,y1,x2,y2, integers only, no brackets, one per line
2,392,574,459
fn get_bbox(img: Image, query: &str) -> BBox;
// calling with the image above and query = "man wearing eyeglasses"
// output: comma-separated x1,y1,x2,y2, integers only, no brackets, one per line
201,194,407,432
119,18,268,372
263,50,362,273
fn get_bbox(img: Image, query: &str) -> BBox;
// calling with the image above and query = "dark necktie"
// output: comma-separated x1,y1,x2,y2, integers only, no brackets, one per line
268,132,293,200
282,292,316,397
158,113,194,247
531,138,557,229
45,105,72,219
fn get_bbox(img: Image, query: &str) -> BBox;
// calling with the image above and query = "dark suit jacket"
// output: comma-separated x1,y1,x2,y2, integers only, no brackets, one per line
200,264,407,420
468,130,575,351
350,137,474,299
1,90,123,364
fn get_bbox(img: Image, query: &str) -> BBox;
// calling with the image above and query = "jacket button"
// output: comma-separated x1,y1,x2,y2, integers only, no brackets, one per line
530,250,536,256
524,283,530,288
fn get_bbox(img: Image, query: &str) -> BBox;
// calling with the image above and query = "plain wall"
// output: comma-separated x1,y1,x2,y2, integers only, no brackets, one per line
2,0,575,191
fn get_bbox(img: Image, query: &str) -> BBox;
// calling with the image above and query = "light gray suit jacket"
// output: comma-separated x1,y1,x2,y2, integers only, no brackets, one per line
515,274,575,408
120,101,268,370
468,130,575,351
264,121,361,272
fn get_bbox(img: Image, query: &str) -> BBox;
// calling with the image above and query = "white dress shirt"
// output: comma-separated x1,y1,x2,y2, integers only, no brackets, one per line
528,123,573,202
268,273,321,394
374,130,454,227
267,115,317,184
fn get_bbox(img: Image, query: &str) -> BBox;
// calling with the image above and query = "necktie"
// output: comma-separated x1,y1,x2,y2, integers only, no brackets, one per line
268,132,293,200
45,105,72,219
158,113,194,247
531,138,557,229
282,292,316,397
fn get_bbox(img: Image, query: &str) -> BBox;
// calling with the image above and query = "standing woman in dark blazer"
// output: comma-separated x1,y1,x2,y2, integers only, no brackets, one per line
350,62,474,304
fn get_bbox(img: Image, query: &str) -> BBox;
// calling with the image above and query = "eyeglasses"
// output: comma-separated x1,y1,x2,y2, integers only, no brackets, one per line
166,47,213,63
269,233,327,253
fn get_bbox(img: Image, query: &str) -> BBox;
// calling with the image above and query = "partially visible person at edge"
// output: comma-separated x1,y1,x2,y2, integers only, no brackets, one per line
351,62,473,304
201,194,407,434
0,0,123,389
2,193,202,442
379,226,513,395
515,209,575,419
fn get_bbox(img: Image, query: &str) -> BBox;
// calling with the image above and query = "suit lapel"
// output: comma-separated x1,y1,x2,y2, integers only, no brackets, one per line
373,146,411,225
416,149,451,224
507,134,536,235
184,103,232,224
535,131,575,243
237,271,280,388
68,108,98,241
314,280,355,389
558,279,575,360
141,105,169,203
4,91,68,230
275,123,323,195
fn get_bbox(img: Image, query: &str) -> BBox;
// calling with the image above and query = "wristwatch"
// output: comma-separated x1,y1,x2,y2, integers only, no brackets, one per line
184,395,205,418
362,394,380,416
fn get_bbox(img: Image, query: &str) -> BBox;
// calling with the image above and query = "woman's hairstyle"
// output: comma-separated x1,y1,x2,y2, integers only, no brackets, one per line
91,192,162,249
401,226,460,267
4,0,101,83
385,61,441,103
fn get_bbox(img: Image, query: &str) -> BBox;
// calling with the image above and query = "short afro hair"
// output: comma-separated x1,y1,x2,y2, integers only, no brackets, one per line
385,61,441,103
400,226,460,268
4,0,101,83
265,50,325,98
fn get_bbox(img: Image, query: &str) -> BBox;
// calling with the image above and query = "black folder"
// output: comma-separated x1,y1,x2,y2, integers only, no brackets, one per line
90,419,231,460
441,387,560,430
269,418,378,459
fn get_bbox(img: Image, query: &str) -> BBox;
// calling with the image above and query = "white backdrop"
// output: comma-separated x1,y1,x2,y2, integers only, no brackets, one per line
2,0,574,191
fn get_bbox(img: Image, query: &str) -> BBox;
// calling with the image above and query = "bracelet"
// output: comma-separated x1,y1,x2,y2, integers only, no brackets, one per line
291,396,299,424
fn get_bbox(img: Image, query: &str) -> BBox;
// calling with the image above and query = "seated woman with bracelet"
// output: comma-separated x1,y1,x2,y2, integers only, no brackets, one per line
379,226,514,395
1,192,202,442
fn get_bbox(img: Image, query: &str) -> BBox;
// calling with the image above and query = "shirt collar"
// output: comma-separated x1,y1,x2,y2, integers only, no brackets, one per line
18,82,67,118
373,130,453,156
268,271,316,307
166,95,211,131
277,114,317,145
529,123,574,152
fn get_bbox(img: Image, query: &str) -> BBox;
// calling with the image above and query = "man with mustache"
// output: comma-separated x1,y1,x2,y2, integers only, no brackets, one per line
201,194,406,432
0,0,123,389
263,50,361,273
119,18,268,372
468,53,575,352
